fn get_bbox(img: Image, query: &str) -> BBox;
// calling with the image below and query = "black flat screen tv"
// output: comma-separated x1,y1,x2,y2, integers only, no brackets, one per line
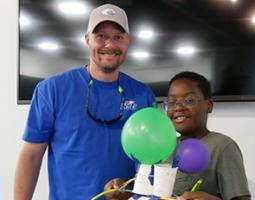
18,0,255,104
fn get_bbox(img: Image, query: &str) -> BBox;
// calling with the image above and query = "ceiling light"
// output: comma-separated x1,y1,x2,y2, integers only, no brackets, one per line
78,36,87,46
80,35,85,42
19,15,30,27
58,2,87,15
176,46,196,55
132,51,149,59
138,30,154,39
38,42,59,51
252,16,255,24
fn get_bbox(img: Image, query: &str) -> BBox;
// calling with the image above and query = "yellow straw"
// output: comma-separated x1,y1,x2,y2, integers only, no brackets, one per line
119,177,136,189
191,178,203,192
91,177,177,200
91,189,118,200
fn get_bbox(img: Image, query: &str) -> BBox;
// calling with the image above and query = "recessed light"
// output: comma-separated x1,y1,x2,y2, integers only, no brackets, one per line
176,46,196,55
38,42,59,51
58,2,87,15
138,30,154,39
252,16,255,24
19,15,30,27
132,51,149,59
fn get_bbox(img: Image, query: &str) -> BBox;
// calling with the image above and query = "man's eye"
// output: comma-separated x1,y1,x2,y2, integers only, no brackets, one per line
115,35,123,40
96,34,105,39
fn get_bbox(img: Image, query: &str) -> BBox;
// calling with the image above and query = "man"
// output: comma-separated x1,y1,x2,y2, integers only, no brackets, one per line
104,72,250,200
14,4,155,200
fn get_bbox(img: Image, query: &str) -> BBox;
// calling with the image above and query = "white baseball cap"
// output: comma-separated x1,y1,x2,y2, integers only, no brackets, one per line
87,4,129,33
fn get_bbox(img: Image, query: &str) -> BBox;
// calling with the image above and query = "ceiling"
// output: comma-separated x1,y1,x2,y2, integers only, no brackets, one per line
20,0,255,60
19,0,255,100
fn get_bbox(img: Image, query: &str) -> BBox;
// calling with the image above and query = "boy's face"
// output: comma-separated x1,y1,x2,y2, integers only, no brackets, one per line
166,78,213,137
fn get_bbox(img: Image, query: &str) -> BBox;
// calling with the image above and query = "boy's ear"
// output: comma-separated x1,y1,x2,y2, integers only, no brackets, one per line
207,99,213,113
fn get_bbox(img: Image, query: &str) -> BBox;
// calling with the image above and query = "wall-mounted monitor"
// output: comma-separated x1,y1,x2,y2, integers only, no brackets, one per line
19,0,255,104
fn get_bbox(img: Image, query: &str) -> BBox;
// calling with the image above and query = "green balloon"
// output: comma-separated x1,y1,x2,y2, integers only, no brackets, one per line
121,107,176,164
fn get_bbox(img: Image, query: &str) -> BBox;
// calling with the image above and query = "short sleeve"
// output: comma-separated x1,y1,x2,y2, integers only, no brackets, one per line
145,85,156,107
23,83,55,143
217,141,250,199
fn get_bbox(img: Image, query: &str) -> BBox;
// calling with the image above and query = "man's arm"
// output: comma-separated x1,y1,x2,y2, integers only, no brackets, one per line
14,141,48,200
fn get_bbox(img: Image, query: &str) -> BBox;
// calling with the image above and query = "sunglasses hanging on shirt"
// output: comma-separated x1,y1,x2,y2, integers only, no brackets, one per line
85,71,126,124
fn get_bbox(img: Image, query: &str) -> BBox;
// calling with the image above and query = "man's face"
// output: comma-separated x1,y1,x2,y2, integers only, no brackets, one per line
85,21,130,73
166,78,213,137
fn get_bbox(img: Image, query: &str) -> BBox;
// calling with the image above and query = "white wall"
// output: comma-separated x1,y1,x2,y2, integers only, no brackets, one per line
0,1,48,199
0,1,254,199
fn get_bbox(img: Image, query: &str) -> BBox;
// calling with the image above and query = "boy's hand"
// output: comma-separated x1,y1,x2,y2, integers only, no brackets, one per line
178,191,221,200
104,178,134,200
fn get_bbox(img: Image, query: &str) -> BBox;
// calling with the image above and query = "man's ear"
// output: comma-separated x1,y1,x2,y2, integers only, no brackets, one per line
85,33,90,46
207,99,213,113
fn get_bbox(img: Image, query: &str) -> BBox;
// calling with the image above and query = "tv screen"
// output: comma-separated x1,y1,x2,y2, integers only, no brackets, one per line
19,0,255,104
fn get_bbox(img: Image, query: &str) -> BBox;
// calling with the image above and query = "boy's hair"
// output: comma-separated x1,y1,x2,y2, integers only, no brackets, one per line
168,71,211,99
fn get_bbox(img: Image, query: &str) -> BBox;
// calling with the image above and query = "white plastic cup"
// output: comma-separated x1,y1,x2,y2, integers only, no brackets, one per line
129,197,153,200
132,164,154,196
153,164,178,197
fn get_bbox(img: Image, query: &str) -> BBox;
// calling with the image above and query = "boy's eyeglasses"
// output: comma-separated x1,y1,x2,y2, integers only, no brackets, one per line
164,97,202,111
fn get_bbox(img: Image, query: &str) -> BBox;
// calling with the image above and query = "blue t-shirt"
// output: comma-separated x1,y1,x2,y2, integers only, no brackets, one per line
23,67,156,200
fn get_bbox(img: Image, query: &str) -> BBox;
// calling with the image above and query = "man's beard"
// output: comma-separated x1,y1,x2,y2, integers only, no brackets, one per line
99,49,123,73
100,64,119,73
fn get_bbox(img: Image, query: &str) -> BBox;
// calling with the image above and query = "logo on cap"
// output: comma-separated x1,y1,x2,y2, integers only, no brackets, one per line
101,8,116,16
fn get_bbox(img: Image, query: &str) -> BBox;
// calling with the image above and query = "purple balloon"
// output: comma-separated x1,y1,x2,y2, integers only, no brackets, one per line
175,139,210,174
